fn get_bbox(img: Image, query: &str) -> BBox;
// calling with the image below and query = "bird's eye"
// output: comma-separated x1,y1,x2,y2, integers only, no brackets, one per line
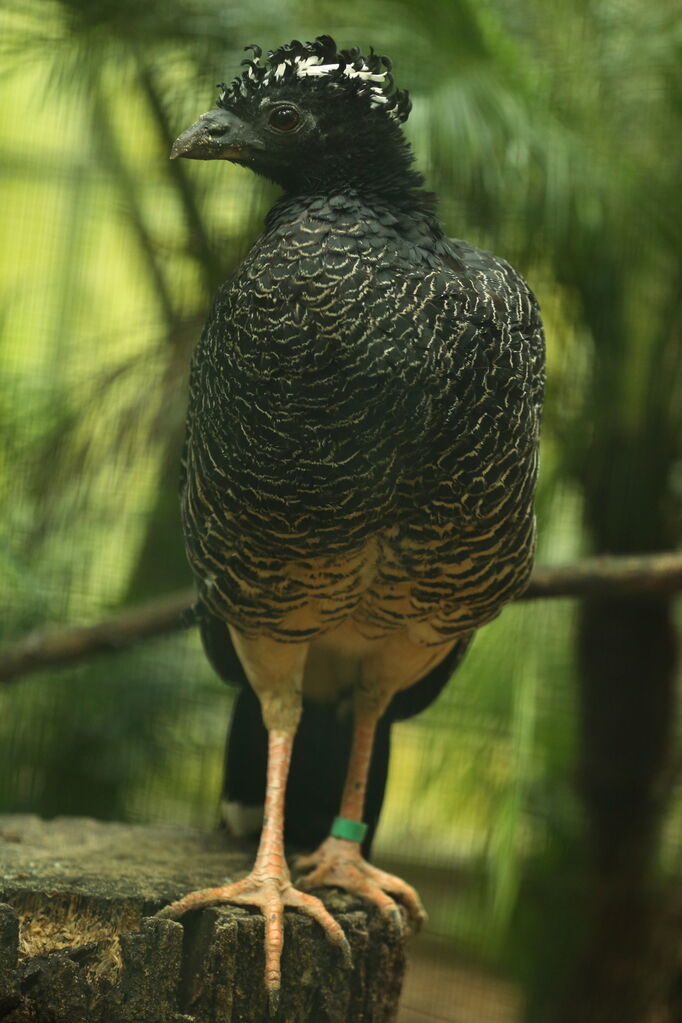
268,106,301,132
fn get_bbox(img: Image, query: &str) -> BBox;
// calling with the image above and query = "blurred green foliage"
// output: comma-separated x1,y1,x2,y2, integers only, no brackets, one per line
0,0,679,1015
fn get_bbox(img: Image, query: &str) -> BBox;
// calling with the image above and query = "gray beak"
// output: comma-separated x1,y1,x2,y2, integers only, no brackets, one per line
170,108,264,161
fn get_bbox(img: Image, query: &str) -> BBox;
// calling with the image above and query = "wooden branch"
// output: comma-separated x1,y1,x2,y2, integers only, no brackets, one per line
520,551,682,601
0,815,406,1023
1,553,680,686
0,589,196,686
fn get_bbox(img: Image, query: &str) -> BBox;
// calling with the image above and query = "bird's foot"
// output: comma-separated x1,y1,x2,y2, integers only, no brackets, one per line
295,836,427,932
156,867,351,1013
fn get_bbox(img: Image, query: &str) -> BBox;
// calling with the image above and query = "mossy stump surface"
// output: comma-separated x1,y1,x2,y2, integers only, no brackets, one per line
0,815,406,1023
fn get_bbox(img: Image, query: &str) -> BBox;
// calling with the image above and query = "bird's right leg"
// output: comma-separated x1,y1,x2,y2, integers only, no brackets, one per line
295,688,426,930
157,632,350,1011
296,634,454,929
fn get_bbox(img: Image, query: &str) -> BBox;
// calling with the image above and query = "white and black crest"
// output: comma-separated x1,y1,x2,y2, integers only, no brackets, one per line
217,35,412,124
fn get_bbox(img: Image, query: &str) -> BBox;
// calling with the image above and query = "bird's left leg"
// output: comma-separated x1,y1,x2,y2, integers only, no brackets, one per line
157,631,350,1009
295,639,442,930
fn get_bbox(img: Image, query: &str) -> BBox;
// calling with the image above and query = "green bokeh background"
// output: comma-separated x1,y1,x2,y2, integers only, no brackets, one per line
1,1,680,1019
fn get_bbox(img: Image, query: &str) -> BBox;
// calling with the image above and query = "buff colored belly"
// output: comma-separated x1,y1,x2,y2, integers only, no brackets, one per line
302,615,456,703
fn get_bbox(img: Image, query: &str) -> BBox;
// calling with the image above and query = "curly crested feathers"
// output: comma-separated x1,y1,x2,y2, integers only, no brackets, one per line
217,35,412,125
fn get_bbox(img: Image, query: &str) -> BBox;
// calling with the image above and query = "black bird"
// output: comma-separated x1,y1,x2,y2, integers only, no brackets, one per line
162,35,545,1006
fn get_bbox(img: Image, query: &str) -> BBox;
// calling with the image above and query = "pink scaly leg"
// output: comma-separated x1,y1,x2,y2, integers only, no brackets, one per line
158,728,350,1013
296,702,426,930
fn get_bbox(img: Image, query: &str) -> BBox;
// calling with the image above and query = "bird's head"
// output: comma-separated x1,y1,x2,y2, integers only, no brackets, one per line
171,35,418,195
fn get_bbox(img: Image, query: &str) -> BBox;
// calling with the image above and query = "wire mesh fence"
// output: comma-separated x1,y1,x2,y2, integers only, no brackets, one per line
1,1,680,1020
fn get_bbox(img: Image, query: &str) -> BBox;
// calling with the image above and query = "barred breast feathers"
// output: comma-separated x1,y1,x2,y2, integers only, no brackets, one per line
181,192,545,641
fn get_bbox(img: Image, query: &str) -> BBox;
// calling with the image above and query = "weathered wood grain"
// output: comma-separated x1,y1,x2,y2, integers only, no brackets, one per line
0,815,407,1023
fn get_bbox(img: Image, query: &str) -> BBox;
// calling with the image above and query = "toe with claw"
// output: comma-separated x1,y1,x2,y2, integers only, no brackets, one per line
156,867,351,1008
295,836,427,932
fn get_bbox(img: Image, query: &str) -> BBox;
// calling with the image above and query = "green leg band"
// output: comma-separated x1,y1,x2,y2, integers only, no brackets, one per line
331,816,368,843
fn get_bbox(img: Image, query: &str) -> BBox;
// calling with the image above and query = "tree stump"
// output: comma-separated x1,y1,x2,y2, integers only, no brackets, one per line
0,815,407,1023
